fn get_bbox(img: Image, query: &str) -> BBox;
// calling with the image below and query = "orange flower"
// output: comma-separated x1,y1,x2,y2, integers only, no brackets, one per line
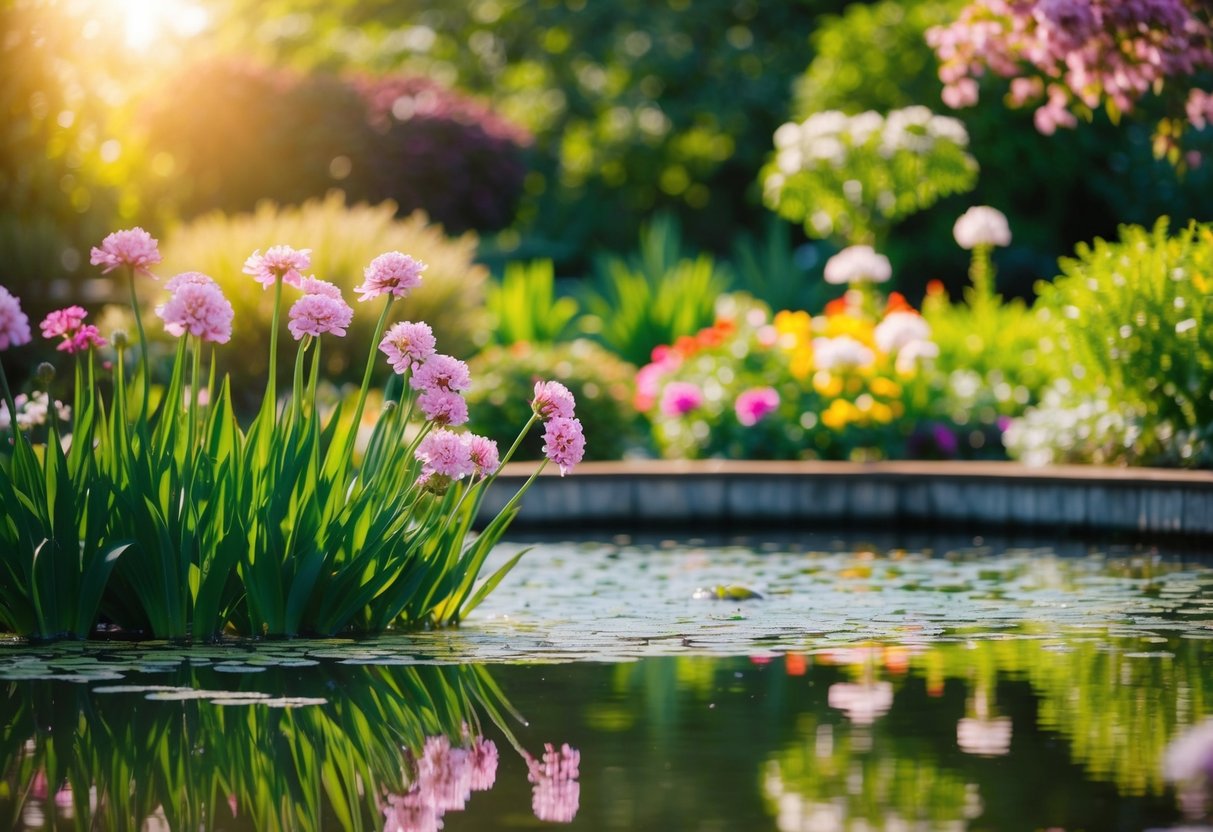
926,279,947,297
884,292,915,315
824,296,849,317
674,335,698,356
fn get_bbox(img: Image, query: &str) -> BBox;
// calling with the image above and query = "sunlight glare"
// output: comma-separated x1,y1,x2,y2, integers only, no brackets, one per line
111,0,210,51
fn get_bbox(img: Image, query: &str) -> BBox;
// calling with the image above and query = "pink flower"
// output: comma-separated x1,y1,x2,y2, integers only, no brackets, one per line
953,205,1012,249
659,381,703,417
735,387,780,426
415,428,475,479
527,743,581,824
380,321,437,374
157,281,234,343
0,288,32,350
542,417,585,476
164,271,216,291
823,245,892,285
90,227,161,276
418,388,469,426
242,245,311,289
410,354,471,393
61,325,107,354
467,434,500,476
531,380,576,420
288,291,354,340
39,306,88,339
468,736,498,791
355,251,426,302
298,277,342,298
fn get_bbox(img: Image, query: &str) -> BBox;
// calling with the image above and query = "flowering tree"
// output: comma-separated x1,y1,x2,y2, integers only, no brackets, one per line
927,0,1213,164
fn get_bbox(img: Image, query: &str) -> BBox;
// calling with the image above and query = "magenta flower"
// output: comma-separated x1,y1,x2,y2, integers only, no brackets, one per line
61,325,107,354
415,428,475,479
410,354,471,393
39,306,88,339
157,281,234,343
418,388,469,426
0,287,32,351
467,434,500,477
242,245,311,289
355,251,426,302
90,227,161,276
735,387,780,427
164,271,216,291
542,417,585,476
531,380,576,420
288,292,354,340
659,381,703,416
380,321,437,374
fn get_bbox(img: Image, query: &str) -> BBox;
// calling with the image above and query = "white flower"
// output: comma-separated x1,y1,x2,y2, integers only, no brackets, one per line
773,122,802,149
954,206,1012,249
874,311,932,354
823,245,892,285
894,339,940,375
813,335,875,371
1164,719,1213,784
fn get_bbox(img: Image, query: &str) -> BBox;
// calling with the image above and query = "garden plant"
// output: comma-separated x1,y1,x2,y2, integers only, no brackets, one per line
0,228,586,642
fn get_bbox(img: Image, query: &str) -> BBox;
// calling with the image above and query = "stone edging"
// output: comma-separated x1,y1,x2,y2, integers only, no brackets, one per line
479,460,1213,537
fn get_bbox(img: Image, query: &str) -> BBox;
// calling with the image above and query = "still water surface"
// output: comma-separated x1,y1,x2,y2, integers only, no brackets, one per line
2,532,1212,830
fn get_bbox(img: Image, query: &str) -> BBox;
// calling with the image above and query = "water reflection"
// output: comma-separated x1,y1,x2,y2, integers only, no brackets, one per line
0,658,577,831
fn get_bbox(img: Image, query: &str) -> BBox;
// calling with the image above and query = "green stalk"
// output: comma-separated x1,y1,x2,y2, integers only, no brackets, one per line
330,298,394,476
0,359,20,445
128,268,150,421
290,336,309,430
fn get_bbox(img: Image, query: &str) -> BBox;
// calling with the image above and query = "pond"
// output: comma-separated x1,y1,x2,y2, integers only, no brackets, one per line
3,531,1213,830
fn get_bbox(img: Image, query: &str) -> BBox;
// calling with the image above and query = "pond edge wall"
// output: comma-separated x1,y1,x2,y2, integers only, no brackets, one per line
479,461,1213,538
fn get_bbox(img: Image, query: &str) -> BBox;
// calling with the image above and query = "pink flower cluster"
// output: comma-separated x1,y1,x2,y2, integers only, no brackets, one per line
526,743,581,824
39,305,106,354
0,287,31,351
89,227,161,276
288,278,353,340
735,387,780,426
157,272,234,343
660,381,703,417
411,354,472,426
355,251,426,302
927,0,1213,136
415,428,500,483
532,381,585,476
380,321,436,374
243,245,311,289
382,735,498,832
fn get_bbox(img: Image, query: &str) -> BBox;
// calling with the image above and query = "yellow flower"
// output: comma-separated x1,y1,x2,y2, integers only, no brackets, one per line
821,398,857,430
869,402,894,424
869,377,901,398
789,346,814,380
813,370,843,397
823,313,875,345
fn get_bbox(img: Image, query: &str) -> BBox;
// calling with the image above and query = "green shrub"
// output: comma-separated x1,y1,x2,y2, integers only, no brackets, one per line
1006,219,1213,466
580,215,729,366
157,194,488,408
466,339,640,461
483,259,579,348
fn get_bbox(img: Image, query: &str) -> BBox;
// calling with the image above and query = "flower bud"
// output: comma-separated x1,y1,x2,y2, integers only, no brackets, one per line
35,362,56,386
111,329,129,349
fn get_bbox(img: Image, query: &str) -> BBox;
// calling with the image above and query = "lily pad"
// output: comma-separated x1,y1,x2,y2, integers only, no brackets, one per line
692,585,764,601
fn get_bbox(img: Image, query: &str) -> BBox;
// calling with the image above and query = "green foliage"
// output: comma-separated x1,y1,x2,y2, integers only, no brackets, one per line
207,0,852,265
467,339,641,462
158,194,489,409
581,215,729,366
1007,219,1213,466
794,0,1213,299
0,660,519,829
729,220,828,314
483,259,579,348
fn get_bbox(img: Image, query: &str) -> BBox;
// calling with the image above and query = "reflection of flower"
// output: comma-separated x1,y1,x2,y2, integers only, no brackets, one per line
526,743,581,823
827,681,893,725
957,717,1013,756
1164,719,1213,785
382,734,498,832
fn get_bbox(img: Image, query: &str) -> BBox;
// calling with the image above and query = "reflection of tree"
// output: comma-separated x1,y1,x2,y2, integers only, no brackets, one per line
0,662,551,831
